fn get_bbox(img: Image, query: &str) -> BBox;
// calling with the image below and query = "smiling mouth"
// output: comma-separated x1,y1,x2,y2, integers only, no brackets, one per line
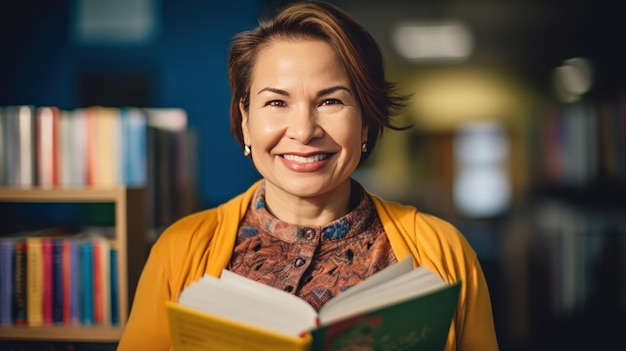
282,153,331,163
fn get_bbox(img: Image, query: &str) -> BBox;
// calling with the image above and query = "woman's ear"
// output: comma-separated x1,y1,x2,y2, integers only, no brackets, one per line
240,100,250,145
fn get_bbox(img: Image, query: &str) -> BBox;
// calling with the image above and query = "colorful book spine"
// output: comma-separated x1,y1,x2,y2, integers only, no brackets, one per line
13,240,27,325
70,108,87,187
92,237,103,325
97,107,121,187
110,242,119,325
0,239,14,325
85,107,98,187
26,237,44,326
121,107,147,186
35,106,60,187
69,238,80,325
42,238,53,325
62,238,71,324
52,239,63,324
4,106,35,186
80,240,94,325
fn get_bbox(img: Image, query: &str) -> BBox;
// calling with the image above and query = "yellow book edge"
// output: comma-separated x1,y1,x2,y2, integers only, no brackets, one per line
166,301,312,351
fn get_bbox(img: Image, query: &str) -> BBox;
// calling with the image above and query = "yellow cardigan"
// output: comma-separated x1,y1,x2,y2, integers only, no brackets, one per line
118,181,499,350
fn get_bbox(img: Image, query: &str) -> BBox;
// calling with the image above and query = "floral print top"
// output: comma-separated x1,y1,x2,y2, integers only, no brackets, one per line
227,180,397,311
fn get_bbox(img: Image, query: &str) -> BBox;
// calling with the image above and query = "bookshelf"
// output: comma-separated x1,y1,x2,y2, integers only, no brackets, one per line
0,187,147,342
512,92,626,349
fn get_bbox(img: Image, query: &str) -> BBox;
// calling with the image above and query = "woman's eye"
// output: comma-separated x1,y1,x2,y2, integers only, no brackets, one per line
319,99,343,107
265,100,286,107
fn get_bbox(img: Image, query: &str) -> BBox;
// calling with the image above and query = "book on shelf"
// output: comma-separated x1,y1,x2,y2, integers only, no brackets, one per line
52,239,64,324
533,97,626,187
145,108,194,229
13,240,27,325
35,106,60,188
0,239,13,326
167,256,461,351
1,104,153,188
0,227,120,327
23,228,73,327
42,237,53,325
79,239,94,326
3,105,35,187
92,234,112,325
120,107,147,187
109,242,119,325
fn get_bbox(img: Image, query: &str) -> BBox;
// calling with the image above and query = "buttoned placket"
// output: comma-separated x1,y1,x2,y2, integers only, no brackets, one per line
280,226,319,293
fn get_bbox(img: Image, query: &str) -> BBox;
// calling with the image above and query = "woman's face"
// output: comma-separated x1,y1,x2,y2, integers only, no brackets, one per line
241,39,367,200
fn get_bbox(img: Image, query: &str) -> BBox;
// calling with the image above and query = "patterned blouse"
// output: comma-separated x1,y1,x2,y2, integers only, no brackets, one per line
227,181,397,311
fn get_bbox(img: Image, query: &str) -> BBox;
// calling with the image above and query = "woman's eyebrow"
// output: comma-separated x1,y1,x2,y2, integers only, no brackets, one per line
256,85,352,97
317,85,352,97
257,87,289,96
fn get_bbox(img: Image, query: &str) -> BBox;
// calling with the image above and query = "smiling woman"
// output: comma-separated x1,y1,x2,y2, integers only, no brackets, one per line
118,2,499,351
240,39,365,215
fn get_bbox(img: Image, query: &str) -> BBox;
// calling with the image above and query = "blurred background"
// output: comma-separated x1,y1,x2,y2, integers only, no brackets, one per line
1,0,625,350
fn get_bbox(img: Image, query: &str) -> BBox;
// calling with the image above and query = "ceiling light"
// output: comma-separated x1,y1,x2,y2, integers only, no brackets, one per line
392,21,474,61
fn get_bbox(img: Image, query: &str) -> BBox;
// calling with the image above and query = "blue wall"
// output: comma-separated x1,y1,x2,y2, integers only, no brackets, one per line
0,0,278,208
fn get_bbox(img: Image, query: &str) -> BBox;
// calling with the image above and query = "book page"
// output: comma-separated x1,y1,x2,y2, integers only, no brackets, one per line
318,264,448,325
319,255,414,312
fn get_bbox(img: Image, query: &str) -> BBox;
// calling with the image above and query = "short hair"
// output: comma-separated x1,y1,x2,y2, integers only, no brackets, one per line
228,0,409,163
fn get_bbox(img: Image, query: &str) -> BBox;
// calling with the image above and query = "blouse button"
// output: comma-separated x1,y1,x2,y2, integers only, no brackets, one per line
304,228,315,240
294,257,306,267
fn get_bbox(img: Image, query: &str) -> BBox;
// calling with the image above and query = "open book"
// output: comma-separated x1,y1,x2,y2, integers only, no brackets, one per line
166,256,461,351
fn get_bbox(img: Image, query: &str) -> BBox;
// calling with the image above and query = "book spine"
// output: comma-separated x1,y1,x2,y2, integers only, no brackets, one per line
80,240,93,325
101,107,121,186
52,239,63,324
13,240,27,325
57,110,71,186
99,238,111,325
0,239,14,325
85,107,98,187
42,238,53,325
70,109,87,187
62,238,71,324
17,105,35,186
92,238,102,325
35,106,60,187
110,243,119,325
69,238,80,325
26,237,43,326
122,108,148,186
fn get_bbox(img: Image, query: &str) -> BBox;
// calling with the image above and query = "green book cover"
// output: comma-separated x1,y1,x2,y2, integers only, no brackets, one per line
310,282,461,351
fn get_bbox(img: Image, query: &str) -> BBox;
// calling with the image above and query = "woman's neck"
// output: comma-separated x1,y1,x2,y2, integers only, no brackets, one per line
263,180,352,227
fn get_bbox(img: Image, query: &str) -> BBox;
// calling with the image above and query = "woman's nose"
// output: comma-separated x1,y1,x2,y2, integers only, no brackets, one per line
285,107,323,144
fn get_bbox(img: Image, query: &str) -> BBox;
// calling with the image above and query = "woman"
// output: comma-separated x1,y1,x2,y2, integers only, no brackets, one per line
118,1,499,350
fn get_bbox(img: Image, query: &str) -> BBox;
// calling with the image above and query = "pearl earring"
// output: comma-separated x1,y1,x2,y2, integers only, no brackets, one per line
361,142,368,153
244,145,251,156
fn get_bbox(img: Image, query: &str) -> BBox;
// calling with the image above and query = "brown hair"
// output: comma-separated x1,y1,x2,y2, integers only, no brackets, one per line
228,0,409,163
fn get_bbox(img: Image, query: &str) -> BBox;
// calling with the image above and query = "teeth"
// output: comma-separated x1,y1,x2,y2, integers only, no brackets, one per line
283,154,329,163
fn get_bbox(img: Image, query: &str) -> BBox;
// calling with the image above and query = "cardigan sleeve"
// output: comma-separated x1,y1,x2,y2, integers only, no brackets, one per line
454,256,499,351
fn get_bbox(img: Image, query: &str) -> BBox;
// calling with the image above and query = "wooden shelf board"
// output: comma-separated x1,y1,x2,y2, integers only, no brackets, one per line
0,325,123,342
0,187,137,202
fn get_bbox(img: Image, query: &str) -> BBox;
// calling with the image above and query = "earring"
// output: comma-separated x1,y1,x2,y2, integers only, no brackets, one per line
244,145,251,156
361,142,368,153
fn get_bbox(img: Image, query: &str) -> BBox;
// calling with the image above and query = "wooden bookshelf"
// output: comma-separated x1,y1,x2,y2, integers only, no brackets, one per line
0,187,147,342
